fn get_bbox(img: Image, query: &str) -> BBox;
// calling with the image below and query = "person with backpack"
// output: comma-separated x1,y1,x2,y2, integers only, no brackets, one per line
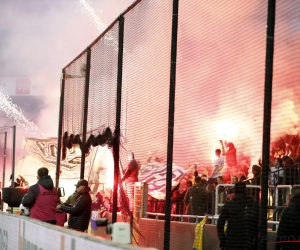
217,181,259,250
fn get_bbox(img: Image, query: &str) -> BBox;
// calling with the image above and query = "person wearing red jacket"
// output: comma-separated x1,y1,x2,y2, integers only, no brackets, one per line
22,167,58,224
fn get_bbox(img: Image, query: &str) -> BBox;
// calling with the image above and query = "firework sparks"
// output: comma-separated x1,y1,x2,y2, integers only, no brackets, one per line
0,90,38,136
78,0,106,31
77,0,122,52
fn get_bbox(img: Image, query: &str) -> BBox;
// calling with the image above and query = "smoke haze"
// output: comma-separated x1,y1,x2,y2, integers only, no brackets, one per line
0,0,134,185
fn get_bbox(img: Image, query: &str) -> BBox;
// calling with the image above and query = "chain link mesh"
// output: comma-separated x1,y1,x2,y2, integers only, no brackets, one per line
60,0,300,249
88,22,119,135
63,53,87,136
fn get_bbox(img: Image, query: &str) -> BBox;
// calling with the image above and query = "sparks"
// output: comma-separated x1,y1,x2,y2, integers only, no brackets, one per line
77,0,122,53
78,0,106,32
0,90,38,136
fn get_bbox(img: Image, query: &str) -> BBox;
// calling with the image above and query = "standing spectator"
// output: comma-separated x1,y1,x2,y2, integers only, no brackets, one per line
227,176,238,200
206,184,215,215
121,152,139,211
184,177,208,222
206,141,225,187
221,140,237,183
217,176,227,207
22,167,57,224
251,165,261,203
276,186,300,250
282,156,298,185
57,179,92,232
217,182,259,250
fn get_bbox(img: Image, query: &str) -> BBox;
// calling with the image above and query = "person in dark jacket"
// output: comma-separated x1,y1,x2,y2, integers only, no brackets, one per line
56,179,92,232
22,167,57,224
276,186,300,250
184,176,208,222
121,152,139,211
217,181,259,250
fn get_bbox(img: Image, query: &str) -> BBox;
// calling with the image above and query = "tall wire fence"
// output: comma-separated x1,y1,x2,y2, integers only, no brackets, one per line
56,0,300,249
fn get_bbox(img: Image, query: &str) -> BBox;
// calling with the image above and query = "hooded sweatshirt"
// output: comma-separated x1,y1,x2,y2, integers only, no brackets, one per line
22,175,57,222
276,194,300,250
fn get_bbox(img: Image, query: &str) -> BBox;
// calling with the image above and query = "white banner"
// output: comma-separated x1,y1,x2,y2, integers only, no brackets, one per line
0,212,156,250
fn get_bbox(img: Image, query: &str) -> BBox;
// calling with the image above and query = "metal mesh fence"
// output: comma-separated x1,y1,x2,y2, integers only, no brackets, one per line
120,0,173,192
171,1,268,249
88,22,119,136
57,0,300,249
271,1,300,164
174,1,267,180
63,53,87,136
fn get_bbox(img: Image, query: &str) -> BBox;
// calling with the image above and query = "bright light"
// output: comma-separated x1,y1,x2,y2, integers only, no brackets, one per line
89,145,114,193
216,120,239,140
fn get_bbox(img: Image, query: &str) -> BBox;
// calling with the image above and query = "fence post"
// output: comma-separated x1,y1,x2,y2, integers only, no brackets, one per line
80,47,92,180
260,0,276,249
55,70,66,188
1,131,7,211
112,15,125,224
164,0,179,249
11,125,16,189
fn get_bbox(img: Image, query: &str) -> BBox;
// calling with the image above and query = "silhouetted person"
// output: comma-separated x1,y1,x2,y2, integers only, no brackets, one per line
276,186,300,250
184,176,208,222
217,182,259,250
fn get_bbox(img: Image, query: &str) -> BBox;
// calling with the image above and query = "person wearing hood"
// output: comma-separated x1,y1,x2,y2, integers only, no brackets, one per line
22,167,58,224
217,181,259,250
276,186,300,250
56,179,92,232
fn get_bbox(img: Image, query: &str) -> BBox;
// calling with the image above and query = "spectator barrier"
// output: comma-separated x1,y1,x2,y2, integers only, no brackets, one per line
274,185,292,206
0,212,157,250
215,184,261,214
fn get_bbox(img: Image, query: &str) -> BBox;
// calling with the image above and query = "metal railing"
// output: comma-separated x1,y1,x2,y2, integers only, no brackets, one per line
215,184,261,214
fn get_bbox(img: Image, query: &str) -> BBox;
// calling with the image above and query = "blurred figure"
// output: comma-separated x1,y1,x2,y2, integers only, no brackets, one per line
217,182,259,250
238,160,250,179
184,176,208,222
240,175,248,183
231,176,238,184
121,152,139,211
251,165,261,203
251,165,261,185
22,167,57,224
227,176,238,200
221,140,237,183
206,184,215,215
201,174,208,181
276,186,300,250
172,190,183,220
187,180,193,188
217,176,227,206
282,156,298,185
271,158,284,185
10,174,29,188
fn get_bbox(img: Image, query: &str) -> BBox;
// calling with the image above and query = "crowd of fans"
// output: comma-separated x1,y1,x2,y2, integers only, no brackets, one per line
147,138,300,219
